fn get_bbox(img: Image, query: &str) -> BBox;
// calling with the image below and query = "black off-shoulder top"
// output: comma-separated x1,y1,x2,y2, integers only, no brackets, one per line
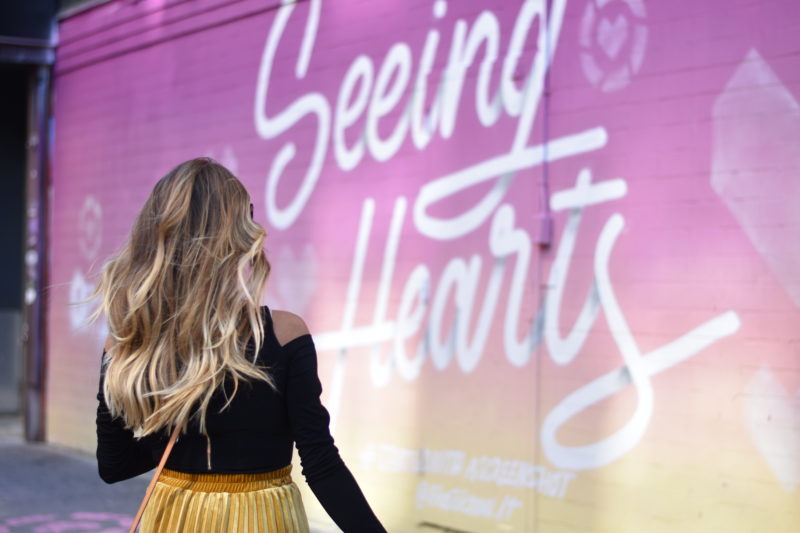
95,306,385,532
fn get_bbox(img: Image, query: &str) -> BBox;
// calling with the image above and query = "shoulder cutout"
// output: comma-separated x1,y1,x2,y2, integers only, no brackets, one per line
272,310,310,347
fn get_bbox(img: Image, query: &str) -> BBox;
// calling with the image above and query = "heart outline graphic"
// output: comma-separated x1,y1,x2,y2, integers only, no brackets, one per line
597,14,629,60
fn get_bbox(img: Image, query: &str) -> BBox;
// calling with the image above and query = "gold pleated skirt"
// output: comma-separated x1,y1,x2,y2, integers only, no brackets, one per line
140,465,310,532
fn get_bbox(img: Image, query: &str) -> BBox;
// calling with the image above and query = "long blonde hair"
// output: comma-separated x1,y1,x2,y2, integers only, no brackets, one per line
88,158,273,437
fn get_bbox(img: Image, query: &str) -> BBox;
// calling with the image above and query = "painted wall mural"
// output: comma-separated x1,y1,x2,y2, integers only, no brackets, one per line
50,0,800,531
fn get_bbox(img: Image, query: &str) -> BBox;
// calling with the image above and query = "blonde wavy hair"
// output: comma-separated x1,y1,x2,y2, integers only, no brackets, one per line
88,158,273,437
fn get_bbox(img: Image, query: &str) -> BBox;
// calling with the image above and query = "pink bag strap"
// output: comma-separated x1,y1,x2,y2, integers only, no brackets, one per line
128,424,182,533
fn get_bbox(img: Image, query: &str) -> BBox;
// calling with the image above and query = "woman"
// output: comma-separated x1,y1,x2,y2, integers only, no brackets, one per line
91,158,386,532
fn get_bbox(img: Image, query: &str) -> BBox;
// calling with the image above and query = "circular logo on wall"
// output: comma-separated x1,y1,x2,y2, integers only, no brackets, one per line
69,270,95,330
580,0,648,92
78,195,102,261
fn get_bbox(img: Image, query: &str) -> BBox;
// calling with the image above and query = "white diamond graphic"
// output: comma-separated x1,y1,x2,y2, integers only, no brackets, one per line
711,49,800,308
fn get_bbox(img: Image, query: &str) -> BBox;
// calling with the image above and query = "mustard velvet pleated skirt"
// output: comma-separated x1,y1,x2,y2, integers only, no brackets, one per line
140,466,310,533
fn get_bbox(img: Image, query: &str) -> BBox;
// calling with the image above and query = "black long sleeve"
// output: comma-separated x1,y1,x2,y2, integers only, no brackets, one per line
284,335,386,533
95,351,157,483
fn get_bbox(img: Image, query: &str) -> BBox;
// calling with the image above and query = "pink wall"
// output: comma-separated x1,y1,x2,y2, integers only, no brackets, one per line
50,0,800,531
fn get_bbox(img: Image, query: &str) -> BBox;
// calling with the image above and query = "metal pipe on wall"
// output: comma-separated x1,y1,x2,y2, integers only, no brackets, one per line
23,64,51,442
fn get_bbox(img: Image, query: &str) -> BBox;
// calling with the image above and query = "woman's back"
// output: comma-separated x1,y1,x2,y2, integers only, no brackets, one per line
97,306,385,531
92,157,384,531
138,306,320,475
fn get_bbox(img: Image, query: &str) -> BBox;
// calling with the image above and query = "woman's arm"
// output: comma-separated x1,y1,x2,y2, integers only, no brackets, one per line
277,311,386,533
96,345,157,483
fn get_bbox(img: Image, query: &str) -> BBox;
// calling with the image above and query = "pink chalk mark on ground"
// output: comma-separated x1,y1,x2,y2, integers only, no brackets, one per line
32,521,102,532
3,516,55,527
68,514,129,526
1,513,132,532
711,48,800,308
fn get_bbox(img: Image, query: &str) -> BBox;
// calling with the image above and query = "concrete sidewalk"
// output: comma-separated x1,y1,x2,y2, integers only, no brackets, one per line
0,417,335,532
0,416,149,532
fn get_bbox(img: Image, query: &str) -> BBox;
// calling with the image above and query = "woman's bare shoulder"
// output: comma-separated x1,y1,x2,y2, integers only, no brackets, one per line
271,310,311,347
